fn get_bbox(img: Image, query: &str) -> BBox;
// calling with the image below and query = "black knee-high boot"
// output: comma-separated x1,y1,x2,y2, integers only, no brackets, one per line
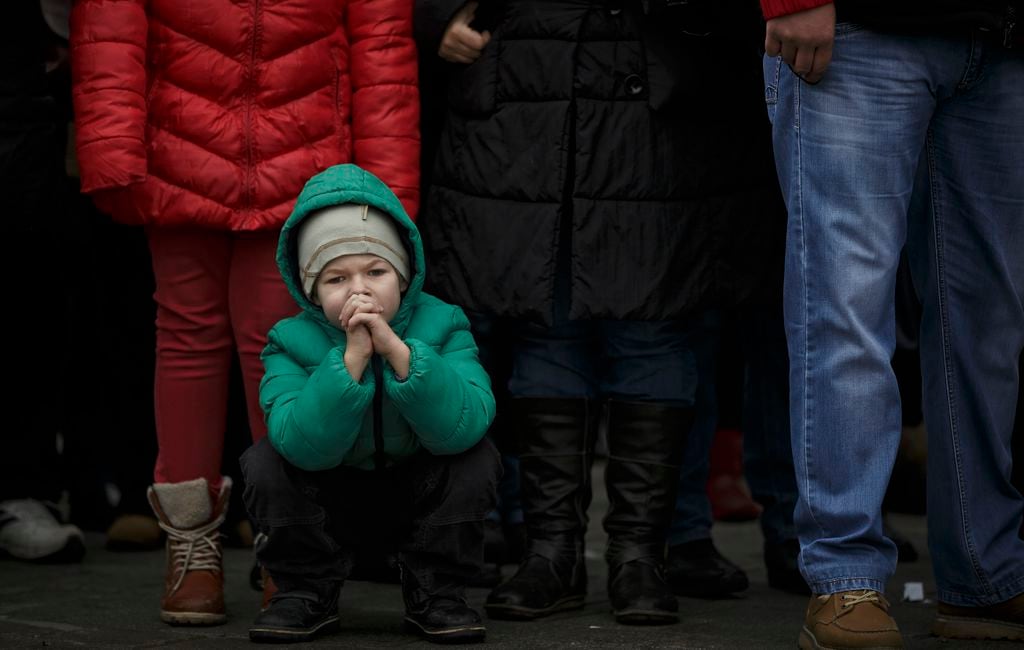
485,398,597,620
604,400,693,625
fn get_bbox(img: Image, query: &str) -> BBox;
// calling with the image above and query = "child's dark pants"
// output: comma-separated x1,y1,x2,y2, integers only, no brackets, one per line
241,437,500,604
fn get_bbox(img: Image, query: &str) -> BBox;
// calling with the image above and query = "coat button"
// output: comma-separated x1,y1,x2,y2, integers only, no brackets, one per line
609,7,621,15
624,73,644,96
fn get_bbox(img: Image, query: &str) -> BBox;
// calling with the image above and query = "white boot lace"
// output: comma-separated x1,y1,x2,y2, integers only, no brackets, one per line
159,510,227,595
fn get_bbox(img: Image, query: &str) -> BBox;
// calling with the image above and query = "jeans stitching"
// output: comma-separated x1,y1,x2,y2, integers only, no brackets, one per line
833,22,867,38
955,31,979,94
939,571,1024,606
792,74,824,545
926,130,991,593
818,577,883,586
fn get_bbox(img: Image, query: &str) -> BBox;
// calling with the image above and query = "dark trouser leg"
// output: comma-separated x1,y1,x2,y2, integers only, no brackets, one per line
398,440,500,643
399,439,501,605
240,438,350,597
665,313,751,598
738,302,807,594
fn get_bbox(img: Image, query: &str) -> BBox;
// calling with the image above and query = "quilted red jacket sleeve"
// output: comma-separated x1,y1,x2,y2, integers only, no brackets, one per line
760,0,833,19
70,0,148,193
347,0,421,220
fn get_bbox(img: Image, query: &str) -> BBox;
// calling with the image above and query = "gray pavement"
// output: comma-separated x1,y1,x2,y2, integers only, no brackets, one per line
0,465,1011,649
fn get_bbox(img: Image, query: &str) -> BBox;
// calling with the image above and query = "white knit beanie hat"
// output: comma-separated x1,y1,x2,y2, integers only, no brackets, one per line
296,204,410,299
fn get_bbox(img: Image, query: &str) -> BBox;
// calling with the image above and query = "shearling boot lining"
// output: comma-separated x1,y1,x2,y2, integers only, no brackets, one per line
150,477,232,529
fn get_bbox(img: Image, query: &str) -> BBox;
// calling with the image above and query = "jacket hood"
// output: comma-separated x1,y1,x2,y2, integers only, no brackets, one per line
277,164,425,336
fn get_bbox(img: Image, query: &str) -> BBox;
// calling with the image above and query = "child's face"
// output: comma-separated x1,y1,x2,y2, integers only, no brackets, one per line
314,254,405,327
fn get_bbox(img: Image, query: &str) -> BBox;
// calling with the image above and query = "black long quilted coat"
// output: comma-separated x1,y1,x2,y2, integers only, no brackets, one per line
417,0,785,325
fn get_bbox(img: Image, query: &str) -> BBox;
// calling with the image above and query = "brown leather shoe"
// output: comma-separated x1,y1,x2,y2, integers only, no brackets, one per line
800,590,903,649
148,477,231,626
932,592,1023,641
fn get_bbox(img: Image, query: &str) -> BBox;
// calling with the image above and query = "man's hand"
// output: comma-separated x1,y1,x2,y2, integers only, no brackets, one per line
765,3,835,84
439,2,490,64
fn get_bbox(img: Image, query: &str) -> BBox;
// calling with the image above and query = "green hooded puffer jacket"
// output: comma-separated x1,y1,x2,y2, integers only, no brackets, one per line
260,164,495,471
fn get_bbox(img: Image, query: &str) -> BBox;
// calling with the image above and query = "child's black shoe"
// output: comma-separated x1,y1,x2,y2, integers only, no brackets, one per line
249,589,340,643
404,598,486,644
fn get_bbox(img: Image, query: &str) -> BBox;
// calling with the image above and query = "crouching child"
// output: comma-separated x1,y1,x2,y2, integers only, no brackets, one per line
242,164,499,644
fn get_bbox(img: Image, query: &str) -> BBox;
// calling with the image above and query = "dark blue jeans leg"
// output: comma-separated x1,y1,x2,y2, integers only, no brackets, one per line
740,302,798,545
767,26,934,593
666,314,718,546
508,318,599,399
907,38,1024,607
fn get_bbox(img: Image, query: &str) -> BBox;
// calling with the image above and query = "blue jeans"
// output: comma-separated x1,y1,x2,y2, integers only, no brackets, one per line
766,27,1024,605
741,303,798,546
668,307,797,547
508,319,697,404
668,313,718,545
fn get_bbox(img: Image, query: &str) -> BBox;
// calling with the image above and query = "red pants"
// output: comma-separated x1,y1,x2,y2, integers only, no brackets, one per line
147,228,295,489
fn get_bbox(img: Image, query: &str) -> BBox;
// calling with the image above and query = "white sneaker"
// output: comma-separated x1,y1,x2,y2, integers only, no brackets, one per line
0,499,85,562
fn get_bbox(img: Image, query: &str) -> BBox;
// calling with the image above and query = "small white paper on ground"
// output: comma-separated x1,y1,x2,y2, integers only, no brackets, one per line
902,582,925,602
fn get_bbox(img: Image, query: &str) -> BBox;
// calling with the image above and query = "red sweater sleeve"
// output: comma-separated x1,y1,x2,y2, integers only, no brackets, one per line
347,0,422,220
760,0,833,20
70,0,148,193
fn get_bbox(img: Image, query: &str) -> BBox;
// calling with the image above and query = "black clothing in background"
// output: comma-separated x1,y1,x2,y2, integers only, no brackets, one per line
416,0,785,325
0,2,68,502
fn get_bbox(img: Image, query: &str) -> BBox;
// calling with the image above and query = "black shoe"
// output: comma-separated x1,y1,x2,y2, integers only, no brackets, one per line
249,590,340,643
405,598,486,644
764,539,810,596
609,558,679,625
665,539,749,598
485,553,586,620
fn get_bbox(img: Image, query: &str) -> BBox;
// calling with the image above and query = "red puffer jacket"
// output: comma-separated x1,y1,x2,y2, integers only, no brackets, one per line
70,0,420,230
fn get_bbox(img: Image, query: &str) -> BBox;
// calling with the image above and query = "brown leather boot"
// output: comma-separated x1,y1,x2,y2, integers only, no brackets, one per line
148,477,231,626
800,590,904,649
932,592,1023,641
